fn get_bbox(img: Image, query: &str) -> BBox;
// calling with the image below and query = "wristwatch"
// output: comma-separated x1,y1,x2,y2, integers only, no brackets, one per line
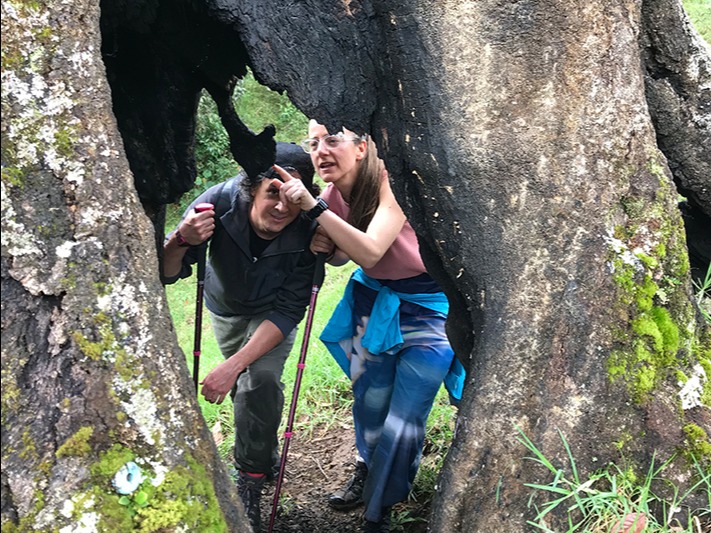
175,230,191,247
305,197,329,221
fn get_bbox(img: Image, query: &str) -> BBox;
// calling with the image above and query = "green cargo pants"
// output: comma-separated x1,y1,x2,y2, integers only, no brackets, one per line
210,311,296,474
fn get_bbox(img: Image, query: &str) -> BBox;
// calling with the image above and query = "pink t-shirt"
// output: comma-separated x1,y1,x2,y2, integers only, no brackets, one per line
321,183,427,280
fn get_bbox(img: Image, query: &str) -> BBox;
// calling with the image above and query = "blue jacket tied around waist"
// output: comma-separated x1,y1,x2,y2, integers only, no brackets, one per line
320,268,466,402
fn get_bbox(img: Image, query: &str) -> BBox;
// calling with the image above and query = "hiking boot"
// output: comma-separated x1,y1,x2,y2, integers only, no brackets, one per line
360,507,391,533
328,460,368,510
237,471,265,531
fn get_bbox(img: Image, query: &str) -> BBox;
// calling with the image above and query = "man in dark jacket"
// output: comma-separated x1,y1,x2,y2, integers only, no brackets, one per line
162,142,319,530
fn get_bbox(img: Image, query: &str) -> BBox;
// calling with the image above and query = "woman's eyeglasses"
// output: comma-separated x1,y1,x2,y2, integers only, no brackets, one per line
300,133,361,153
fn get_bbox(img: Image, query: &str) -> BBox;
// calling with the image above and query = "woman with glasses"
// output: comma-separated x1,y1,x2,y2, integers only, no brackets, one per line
276,120,462,533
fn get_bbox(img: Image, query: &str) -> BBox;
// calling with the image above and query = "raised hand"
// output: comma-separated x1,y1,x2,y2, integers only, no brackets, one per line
271,164,317,211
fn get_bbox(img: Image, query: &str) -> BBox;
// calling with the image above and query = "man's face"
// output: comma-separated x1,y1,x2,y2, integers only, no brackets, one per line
249,174,302,239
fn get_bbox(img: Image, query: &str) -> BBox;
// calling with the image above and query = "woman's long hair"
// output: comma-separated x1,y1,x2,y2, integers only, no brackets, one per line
348,136,384,232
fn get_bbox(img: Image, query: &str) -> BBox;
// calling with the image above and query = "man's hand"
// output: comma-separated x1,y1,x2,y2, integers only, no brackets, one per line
178,205,216,246
310,225,335,256
200,321,284,403
200,356,242,404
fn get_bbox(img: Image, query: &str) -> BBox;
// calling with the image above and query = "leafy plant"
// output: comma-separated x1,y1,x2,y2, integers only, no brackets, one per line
516,426,710,532
118,489,151,516
390,507,426,531
692,264,710,324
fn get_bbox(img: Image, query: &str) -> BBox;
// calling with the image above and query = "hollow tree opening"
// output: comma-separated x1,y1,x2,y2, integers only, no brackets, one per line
2,0,709,531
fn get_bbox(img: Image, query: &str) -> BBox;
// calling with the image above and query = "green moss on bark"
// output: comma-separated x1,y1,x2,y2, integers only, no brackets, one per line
682,423,711,463
132,455,227,533
76,447,228,532
606,157,699,405
56,427,94,458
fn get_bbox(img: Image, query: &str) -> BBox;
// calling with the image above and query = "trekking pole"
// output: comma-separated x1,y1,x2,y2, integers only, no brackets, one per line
192,202,215,393
268,253,327,533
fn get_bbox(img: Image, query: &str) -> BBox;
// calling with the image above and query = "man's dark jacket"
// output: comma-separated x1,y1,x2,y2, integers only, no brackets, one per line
163,175,317,337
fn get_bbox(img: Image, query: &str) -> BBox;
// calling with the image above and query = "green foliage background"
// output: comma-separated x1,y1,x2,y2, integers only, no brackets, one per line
189,73,309,207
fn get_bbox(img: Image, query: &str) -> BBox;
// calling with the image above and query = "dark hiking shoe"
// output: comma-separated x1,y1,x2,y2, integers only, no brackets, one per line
328,460,368,510
360,507,391,533
237,471,265,531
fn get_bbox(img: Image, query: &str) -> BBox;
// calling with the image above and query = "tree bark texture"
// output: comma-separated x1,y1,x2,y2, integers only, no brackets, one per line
237,0,710,530
1,1,246,531
2,0,709,531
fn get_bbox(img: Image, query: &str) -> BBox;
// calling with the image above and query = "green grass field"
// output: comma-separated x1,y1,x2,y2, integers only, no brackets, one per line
684,0,710,43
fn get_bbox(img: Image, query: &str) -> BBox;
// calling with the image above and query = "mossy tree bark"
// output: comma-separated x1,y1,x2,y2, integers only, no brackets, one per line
241,0,710,530
2,0,709,531
1,2,246,531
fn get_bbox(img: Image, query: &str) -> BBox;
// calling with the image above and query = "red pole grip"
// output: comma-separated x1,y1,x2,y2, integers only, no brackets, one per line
195,202,214,213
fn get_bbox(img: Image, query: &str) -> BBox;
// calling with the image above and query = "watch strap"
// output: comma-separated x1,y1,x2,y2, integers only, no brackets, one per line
305,197,329,221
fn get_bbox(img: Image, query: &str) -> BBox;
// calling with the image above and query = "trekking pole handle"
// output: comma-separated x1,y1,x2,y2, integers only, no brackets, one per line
313,252,327,288
194,203,214,278
195,202,214,214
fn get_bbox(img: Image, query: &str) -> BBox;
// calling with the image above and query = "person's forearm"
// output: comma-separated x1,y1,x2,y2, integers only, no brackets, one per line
229,320,285,373
162,234,190,278
328,248,351,267
316,209,401,268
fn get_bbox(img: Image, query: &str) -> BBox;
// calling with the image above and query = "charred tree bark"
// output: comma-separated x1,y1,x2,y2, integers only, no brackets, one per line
1,1,247,531
642,0,711,218
99,0,277,248
641,0,711,287
238,0,709,530
2,0,709,531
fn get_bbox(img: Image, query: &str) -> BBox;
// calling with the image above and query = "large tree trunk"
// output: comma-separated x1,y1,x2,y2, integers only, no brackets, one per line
240,0,709,530
2,0,709,531
1,2,247,531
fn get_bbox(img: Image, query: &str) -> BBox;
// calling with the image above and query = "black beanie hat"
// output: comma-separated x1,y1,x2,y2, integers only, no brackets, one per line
273,142,315,189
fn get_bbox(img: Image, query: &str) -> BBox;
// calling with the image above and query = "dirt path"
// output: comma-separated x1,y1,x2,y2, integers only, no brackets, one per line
261,425,431,533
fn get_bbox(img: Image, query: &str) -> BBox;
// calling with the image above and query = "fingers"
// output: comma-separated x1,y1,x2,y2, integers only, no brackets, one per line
310,227,335,255
199,383,228,404
182,208,215,243
272,164,294,181
202,393,226,405
209,393,227,405
310,241,333,255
